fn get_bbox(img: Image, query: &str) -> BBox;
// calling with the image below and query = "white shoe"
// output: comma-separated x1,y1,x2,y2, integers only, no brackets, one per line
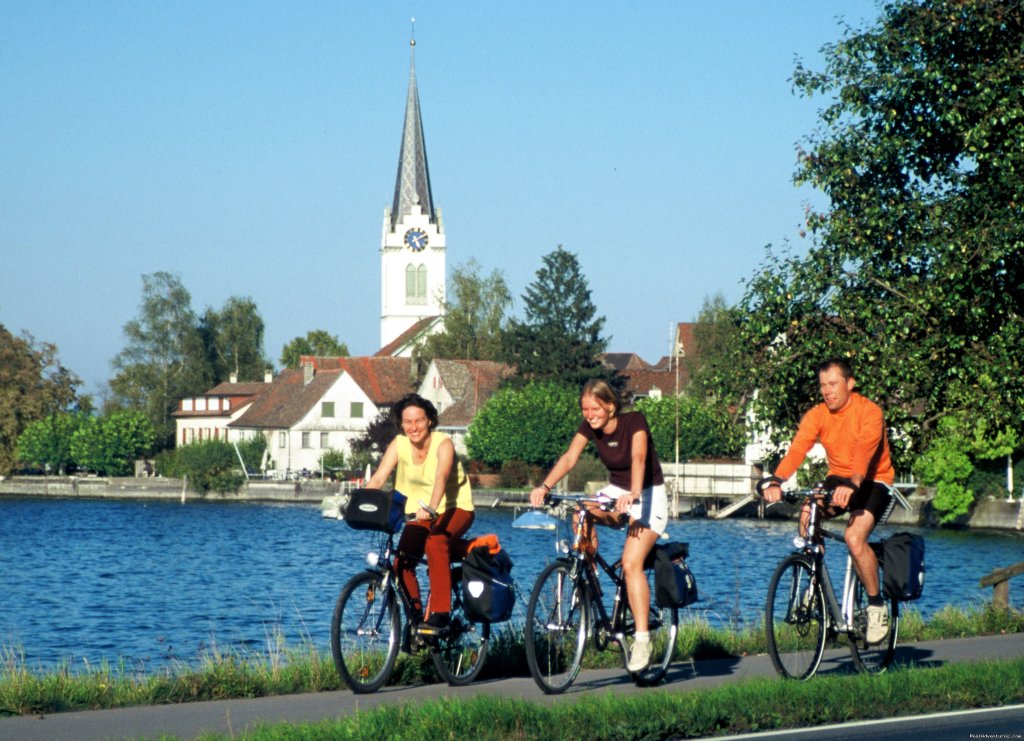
866,604,889,644
627,639,651,673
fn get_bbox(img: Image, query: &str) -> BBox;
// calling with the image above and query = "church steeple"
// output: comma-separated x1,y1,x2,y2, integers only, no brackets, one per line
378,28,447,354
390,33,435,229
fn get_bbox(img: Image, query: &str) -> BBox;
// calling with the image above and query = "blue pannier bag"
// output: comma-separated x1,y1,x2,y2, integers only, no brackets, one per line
875,532,925,601
461,545,515,623
344,488,407,534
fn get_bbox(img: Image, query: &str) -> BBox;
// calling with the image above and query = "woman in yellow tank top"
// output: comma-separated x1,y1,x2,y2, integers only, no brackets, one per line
365,394,473,632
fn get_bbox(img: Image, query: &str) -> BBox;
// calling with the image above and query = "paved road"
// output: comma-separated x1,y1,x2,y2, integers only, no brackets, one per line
2,634,1022,741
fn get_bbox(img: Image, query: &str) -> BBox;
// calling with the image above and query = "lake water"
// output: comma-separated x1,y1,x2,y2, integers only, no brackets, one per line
0,496,1020,672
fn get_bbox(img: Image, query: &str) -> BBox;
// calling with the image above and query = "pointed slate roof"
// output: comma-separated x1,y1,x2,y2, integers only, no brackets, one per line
434,360,514,428
390,38,435,229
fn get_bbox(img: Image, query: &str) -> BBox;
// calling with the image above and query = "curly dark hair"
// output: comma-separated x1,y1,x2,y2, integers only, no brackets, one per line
392,393,439,431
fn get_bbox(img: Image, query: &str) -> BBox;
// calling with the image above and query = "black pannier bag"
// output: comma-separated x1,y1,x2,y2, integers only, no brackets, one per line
343,488,408,534
651,541,698,608
461,544,515,623
872,532,925,601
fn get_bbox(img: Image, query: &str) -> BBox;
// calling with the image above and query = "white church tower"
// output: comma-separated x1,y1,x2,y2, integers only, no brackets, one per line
380,35,446,352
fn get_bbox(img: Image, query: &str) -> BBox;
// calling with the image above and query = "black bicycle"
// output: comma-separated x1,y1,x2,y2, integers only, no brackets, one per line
330,524,488,693
757,479,900,680
523,493,678,694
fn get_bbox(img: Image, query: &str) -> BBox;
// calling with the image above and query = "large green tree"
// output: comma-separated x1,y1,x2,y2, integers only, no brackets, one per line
108,272,212,450
280,330,349,369
17,412,88,474
466,382,580,467
70,409,156,476
0,325,82,474
199,296,270,383
713,1,1023,509
503,246,611,388
414,259,512,367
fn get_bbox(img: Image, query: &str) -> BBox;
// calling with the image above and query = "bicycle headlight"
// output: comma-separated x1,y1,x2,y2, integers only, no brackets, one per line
366,551,380,567
556,538,570,555
793,536,807,550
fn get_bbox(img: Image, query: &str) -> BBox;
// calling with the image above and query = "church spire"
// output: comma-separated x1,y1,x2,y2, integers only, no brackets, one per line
391,27,435,229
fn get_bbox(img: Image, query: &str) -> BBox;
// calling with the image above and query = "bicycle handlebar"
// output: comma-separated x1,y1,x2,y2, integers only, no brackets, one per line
541,492,629,524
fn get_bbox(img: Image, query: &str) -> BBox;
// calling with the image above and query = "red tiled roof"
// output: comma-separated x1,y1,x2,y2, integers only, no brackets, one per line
300,356,414,405
229,367,343,429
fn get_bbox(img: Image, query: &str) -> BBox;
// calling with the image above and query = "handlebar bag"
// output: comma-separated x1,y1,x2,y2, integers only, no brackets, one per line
344,488,408,534
461,542,515,623
873,532,925,601
651,541,699,608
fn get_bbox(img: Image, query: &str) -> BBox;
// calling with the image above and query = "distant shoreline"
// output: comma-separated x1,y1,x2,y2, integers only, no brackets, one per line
1,475,1022,533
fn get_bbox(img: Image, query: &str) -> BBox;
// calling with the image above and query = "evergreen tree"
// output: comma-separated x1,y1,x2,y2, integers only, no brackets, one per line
504,246,611,388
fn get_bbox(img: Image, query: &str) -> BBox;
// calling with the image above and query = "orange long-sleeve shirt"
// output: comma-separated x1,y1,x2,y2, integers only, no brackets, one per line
774,392,895,485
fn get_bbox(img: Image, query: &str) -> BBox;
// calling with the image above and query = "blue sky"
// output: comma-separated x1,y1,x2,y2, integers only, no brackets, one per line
1,1,882,397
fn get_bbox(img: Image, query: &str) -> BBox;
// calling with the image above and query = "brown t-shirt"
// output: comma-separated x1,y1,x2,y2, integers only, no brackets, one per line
577,411,664,490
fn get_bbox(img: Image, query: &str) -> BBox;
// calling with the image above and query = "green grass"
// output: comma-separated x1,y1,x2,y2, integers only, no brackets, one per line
189,658,1024,740
1,603,1021,717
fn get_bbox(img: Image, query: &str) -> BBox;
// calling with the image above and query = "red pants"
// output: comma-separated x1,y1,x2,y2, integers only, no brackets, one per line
395,507,474,616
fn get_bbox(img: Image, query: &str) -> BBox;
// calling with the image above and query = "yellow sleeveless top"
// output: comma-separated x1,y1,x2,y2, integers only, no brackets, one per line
394,431,473,515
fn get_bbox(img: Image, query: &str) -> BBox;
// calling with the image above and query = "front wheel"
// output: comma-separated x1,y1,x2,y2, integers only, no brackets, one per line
331,571,400,694
765,554,826,680
432,584,490,686
525,560,589,694
848,575,899,674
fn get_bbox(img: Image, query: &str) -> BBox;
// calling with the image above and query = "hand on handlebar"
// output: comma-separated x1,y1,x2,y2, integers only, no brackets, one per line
529,486,550,508
756,476,784,503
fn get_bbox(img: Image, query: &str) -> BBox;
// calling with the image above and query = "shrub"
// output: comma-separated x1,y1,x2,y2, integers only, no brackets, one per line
173,440,246,493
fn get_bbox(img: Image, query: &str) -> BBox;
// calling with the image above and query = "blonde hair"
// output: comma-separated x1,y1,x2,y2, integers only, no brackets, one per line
580,379,622,416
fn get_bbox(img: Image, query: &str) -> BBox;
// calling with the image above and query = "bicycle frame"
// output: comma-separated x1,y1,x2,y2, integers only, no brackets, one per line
796,496,857,633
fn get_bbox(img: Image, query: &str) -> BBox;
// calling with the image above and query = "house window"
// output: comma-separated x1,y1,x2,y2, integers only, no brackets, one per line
279,431,286,448
301,432,311,449
351,402,364,419
405,264,427,305
320,432,329,449
321,401,335,418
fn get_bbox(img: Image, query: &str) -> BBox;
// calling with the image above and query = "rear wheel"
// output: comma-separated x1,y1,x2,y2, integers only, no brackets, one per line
765,554,826,680
525,560,589,694
848,575,899,674
331,571,400,693
432,584,490,685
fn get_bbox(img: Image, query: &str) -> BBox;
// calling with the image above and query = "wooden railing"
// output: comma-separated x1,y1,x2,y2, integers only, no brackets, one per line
979,562,1024,608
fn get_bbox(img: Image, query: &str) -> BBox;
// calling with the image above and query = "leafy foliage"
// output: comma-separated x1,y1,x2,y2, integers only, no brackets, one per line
466,382,580,467
199,296,270,383
413,259,512,368
108,273,213,450
348,407,398,472
635,395,746,461
502,246,612,388
279,330,349,369
16,412,88,474
69,410,156,476
0,325,82,475
705,1,1024,502
167,439,246,493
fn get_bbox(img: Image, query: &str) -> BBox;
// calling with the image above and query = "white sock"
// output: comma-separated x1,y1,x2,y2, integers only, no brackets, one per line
635,631,650,643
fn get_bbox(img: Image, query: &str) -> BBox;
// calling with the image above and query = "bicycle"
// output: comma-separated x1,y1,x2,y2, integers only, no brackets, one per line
523,492,678,694
330,520,489,693
756,478,902,680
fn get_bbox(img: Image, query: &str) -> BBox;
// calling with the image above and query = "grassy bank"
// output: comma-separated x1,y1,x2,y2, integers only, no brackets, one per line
191,658,1024,741
1,604,1021,717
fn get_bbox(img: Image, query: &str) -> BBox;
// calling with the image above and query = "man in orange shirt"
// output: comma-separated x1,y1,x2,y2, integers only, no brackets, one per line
761,358,895,643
